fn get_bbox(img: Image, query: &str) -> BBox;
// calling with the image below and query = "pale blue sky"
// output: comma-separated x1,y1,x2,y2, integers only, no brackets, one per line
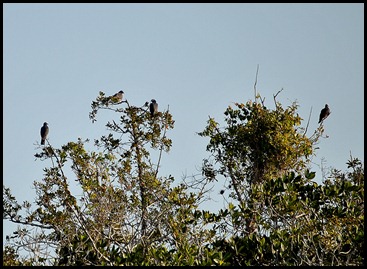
3,3,364,244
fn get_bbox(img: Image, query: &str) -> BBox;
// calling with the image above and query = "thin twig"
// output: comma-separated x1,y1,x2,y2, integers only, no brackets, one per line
260,96,266,106
273,88,284,107
8,218,53,229
254,64,259,102
303,106,313,137
154,105,170,179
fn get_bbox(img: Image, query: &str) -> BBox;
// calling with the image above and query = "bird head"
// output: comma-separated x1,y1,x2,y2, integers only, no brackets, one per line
44,122,48,126
151,99,156,103
119,90,124,94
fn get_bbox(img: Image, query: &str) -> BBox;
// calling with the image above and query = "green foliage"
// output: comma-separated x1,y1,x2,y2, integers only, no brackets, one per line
2,246,34,266
4,92,210,266
3,91,364,266
196,97,363,265
198,99,318,236
199,100,314,186
204,161,364,265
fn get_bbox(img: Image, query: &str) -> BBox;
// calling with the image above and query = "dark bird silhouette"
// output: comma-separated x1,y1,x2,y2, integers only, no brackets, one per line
110,90,124,103
318,104,330,124
149,99,158,117
40,122,49,145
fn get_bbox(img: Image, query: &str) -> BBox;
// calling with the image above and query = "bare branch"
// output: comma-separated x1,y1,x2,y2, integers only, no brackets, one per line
303,106,313,137
154,105,170,179
6,217,53,229
254,64,259,102
273,88,284,107
260,96,266,107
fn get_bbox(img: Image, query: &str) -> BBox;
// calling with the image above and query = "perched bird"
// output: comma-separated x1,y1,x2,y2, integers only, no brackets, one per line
40,122,49,145
110,90,124,103
318,104,331,124
149,99,158,117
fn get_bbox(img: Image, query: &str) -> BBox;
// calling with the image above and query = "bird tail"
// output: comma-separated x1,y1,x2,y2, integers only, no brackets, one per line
41,139,45,145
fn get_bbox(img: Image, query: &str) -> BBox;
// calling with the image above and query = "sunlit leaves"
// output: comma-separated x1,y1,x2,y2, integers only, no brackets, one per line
200,100,316,198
